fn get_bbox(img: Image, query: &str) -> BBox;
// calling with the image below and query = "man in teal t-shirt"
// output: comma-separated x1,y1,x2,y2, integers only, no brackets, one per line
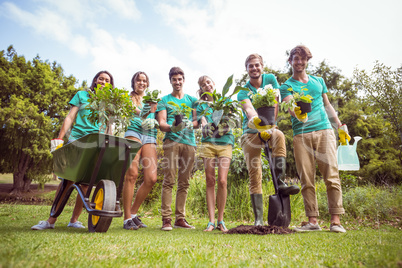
156,67,198,231
237,53,299,226
280,45,350,233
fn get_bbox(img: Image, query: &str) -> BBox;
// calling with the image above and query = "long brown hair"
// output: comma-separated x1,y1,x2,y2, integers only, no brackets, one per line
197,75,213,101
130,71,149,106
90,70,114,91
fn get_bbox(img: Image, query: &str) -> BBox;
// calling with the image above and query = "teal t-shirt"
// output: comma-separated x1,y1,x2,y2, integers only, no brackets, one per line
280,75,332,136
196,103,234,146
156,93,198,147
126,102,158,138
69,90,101,141
237,73,279,135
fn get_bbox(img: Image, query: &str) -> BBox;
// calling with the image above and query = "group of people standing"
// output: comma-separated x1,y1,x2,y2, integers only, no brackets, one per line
32,45,350,233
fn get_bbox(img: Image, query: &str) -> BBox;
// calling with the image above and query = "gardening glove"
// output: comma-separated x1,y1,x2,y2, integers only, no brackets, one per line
202,123,215,138
50,139,64,152
338,124,351,145
139,103,151,119
141,118,159,130
247,116,273,131
294,105,308,123
260,128,274,141
217,122,230,136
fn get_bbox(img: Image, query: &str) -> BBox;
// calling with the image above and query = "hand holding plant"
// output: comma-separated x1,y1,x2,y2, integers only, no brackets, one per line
250,84,280,109
280,86,313,113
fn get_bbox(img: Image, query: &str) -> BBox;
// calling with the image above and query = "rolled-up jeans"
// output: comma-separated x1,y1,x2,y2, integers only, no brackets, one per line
240,129,286,194
293,129,345,217
161,139,196,220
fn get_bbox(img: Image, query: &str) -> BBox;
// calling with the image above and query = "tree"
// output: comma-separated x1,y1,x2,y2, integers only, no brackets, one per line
0,46,79,194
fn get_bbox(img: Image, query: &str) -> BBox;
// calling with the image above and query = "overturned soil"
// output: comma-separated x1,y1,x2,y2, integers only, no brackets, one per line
0,183,58,204
226,224,294,235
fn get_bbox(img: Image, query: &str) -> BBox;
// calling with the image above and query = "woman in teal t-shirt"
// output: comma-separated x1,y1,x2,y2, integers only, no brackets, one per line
31,70,114,231
197,75,234,232
122,71,159,231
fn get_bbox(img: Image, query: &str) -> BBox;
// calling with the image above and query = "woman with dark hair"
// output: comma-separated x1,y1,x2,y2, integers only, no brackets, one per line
196,75,233,232
122,71,159,230
31,71,114,230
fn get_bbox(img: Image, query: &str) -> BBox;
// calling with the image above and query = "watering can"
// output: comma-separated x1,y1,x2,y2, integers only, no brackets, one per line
337,136,362,171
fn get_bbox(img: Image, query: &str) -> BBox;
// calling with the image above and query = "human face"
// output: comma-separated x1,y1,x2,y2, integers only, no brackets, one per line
290,53,308,73
170,74,184,91
96,73,111,88
134,74,148,94
246,58,263,79
200,78,215,93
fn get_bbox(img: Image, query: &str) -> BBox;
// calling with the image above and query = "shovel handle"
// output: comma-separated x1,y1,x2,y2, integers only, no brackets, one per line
259,133,279,194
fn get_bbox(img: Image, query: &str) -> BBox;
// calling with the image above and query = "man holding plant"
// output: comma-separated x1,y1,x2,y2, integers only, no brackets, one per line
237,53,300,226
156,67,198,231
280,45,349,233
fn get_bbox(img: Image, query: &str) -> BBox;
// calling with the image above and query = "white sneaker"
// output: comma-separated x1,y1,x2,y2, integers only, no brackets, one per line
330,224,346,233
294,222,322,232
31,221,55,230
67,221,85,228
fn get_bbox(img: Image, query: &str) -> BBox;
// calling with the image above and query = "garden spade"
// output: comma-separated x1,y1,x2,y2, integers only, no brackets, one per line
263,140,291,227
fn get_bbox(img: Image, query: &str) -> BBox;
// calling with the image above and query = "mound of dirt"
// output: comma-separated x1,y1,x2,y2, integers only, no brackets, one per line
226,224,294,235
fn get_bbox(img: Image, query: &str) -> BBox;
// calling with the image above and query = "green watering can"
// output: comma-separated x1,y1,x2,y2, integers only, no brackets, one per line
337,136,362,171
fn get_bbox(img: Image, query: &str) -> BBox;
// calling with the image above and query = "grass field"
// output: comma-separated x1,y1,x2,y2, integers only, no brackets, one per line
0,204,401,267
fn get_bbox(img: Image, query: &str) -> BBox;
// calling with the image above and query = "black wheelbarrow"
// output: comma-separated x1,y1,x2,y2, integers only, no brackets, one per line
51,133,141,232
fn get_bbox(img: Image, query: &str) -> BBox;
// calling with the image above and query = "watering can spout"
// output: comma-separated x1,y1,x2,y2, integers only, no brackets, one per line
353,136,362,150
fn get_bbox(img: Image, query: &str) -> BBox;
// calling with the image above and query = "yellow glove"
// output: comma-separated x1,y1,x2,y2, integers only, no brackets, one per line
294,106,308,123
338,124,351,145
247,116,273,131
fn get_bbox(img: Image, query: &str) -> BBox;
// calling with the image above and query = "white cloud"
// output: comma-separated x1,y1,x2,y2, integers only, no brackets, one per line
105,0,141,21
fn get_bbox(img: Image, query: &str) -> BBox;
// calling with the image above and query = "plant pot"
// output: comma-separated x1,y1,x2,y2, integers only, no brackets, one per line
256,106,275,126
209,123,229,138
174,114,184,126
296,101,312,114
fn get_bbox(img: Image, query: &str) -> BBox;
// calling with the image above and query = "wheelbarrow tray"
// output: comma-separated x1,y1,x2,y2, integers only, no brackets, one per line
52,133,141,185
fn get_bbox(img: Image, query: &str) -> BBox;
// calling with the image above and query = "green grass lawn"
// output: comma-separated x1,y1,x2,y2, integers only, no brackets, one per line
1,204,401,267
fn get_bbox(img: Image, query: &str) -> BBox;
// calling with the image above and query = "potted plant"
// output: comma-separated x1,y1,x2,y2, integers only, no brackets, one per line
142,88,161,113
197,74,248,137
86,83,136,136
249,84,280,126
167,102,194,126
280,86,313,114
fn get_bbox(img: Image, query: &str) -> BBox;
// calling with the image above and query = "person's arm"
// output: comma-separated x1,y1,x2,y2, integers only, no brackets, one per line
192,109,199,129
240,99,258,120
57,106,79,139
282,95,296,117
322,93,342,128
156,109,171,132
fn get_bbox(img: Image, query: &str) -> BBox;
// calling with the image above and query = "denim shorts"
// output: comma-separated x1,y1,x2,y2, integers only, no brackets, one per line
125,130,156,144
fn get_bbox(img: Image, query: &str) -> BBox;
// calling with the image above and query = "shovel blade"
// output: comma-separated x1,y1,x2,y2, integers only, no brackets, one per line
268,194,291,227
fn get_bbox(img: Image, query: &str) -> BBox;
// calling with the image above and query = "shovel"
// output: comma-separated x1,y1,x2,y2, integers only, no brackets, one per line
262,140,292,228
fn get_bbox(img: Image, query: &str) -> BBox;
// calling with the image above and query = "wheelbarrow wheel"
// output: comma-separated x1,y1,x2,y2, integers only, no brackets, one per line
88,180,116,233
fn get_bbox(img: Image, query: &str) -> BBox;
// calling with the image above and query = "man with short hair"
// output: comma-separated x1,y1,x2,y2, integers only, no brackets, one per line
156,67,198,231
280,45,349,233
237,54,299,226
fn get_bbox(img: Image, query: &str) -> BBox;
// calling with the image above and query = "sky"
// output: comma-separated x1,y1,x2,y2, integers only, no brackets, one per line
1,0,401,97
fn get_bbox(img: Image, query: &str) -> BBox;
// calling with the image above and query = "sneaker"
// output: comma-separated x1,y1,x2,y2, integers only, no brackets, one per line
294,222,322,232
330,224,346,233
67,221,85,229
31,221,55,230
174,218,195,229
161,218,173,231
123,219,139,230
132,215,147,228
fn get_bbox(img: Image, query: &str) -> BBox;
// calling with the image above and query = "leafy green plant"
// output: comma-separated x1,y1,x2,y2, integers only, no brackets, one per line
167,101,193,118
86,83,136,135
142,88,162,103
280,86,313,111
197,74,247,128
249,84,279,109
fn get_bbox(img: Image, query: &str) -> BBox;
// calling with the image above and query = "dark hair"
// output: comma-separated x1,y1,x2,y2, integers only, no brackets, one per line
90,70,114,91
130,71,149,106
169,67,185,81
288,45,313,62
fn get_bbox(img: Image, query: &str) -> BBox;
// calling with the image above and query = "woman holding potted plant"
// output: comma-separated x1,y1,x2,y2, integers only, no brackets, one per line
196,75,236,232
32,70,114,230
122,71,159,230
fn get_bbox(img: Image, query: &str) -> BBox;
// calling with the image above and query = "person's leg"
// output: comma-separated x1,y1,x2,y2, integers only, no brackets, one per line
122,136,142,221
161,139,178,221
216,156,230,231
315,129,345,224
203,157,216,231
69,184,88,225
